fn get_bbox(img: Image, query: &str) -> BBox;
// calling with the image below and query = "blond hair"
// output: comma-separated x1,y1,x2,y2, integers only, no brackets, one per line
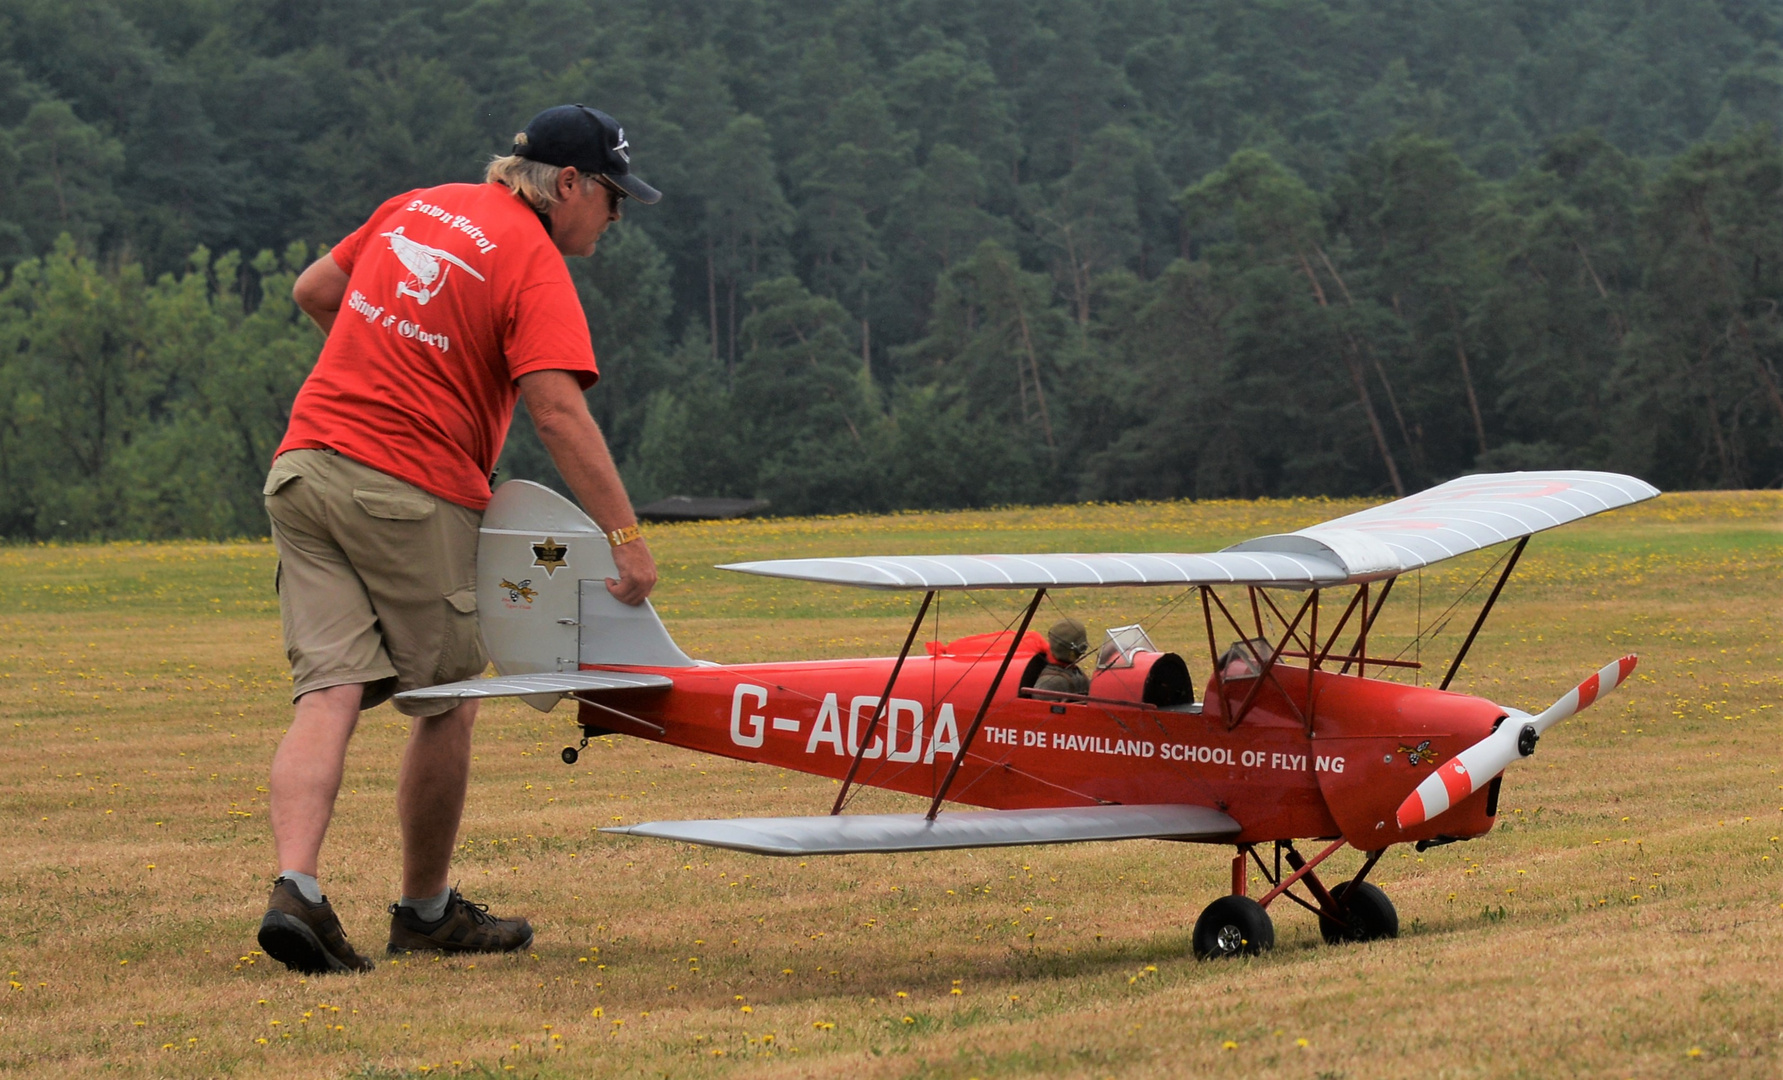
485,154,582,213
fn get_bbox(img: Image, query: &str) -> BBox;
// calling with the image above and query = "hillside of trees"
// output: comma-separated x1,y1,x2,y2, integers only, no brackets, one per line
0,0,1778,539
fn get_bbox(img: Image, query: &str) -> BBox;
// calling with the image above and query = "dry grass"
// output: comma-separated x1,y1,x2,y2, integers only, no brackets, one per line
1,490,1780,1079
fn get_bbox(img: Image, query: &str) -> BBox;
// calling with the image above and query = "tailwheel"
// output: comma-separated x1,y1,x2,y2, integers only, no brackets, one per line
1318,881,1398,944
1192,895,1274,959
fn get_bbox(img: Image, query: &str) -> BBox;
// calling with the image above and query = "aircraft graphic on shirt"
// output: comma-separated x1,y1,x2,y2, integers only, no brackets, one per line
381,226,485,306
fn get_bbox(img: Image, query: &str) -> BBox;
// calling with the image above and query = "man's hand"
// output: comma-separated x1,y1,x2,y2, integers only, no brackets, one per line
607,537,657,606
518,369,658,606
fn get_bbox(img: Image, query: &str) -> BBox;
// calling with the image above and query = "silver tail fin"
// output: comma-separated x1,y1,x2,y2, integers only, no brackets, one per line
478,480,695,681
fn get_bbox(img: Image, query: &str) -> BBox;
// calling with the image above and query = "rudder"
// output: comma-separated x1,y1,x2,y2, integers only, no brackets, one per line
478,480,695,678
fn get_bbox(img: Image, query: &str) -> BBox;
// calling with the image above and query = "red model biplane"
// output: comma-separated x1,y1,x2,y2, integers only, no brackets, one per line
398,471,1656,958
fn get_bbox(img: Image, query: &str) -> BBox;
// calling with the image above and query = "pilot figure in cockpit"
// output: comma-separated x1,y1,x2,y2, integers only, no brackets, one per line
1033,618,1091,696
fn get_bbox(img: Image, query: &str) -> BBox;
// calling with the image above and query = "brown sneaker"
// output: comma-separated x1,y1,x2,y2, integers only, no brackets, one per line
256,878,375,975
387,889,534,955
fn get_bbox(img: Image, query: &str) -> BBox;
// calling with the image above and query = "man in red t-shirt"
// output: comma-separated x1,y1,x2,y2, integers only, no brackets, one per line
256,106,660,974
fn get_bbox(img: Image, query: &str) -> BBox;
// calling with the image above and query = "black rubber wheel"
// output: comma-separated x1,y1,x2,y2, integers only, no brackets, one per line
1318,881,1399,944
1192,895,1275,959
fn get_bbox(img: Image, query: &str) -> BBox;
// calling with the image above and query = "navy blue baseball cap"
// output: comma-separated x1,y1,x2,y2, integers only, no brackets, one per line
511,105,661,205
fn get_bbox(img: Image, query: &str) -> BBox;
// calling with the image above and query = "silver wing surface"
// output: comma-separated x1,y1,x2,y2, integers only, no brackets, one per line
717,550,1347,591
718,470,1658,590
1223,469,1660,578
394,671,672,713
601,804,1240,856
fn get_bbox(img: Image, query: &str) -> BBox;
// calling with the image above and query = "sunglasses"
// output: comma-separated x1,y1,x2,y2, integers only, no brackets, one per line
590,173,628,205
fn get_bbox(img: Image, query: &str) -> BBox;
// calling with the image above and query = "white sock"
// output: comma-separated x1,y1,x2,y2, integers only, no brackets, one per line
279,870,323,904
401,887,452,923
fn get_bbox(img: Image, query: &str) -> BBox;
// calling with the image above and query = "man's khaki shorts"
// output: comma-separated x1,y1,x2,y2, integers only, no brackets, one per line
265,448,487,717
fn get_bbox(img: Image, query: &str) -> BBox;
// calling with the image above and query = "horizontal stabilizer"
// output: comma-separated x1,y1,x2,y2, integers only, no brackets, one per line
395,671,672,707
601,804,1239,856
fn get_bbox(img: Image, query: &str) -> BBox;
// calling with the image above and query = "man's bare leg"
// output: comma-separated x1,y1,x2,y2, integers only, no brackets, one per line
396,701,477,899
269,683,364,875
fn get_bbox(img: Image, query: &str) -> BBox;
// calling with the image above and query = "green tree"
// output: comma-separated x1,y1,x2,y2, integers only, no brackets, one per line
1181,148,1408,494
1631,128,1783,487
735,276,880,512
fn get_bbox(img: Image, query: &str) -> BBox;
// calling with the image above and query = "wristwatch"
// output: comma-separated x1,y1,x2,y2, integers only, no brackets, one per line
606,524,643,547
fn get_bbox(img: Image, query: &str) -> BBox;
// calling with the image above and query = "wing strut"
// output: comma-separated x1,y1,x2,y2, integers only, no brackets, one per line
1338,577,1394,677
832,590,936,815
925,588,1047,821
1438,536,1528,691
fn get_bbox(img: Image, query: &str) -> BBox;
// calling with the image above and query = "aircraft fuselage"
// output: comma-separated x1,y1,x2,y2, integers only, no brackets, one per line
578,636,1503,850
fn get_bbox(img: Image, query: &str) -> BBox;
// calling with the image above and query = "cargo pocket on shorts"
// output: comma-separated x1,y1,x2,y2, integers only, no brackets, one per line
436,586,487,684
353,487,437,521
263,456,305,497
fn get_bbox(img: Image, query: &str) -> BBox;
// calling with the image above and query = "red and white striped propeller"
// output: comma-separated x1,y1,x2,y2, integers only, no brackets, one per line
1396,655,1638,830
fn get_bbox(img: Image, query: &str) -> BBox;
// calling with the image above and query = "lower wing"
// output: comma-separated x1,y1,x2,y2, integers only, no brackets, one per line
602,804,1239,856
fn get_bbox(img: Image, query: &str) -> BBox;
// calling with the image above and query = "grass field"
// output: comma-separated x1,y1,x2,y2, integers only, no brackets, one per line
1,491,1780,1079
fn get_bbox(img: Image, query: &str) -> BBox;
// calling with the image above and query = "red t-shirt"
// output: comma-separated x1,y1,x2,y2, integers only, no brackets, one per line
277,182,599,510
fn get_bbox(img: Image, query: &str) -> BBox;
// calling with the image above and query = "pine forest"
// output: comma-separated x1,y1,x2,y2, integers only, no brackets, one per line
0,0,1778,539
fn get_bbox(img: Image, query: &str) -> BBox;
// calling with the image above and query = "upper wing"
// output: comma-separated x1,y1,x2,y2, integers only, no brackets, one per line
1222,469,1659,578
716,550,1347,591
718,471,1658,591
602,804,1239,856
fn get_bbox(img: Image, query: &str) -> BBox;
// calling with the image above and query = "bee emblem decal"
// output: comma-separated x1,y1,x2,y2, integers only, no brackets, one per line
1397,740,1439,767
499,578,538,604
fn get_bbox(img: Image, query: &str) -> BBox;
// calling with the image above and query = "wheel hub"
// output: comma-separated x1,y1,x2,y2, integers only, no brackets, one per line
1214,923,1244,953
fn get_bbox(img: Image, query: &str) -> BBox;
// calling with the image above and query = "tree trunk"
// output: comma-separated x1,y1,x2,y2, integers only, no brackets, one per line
1013,306,1055,450
1298,251,1404,495
1573,240,1627,343
1689,196,1783,426
1314,246,1422,468
706,241,719,368
1445,290,1488,457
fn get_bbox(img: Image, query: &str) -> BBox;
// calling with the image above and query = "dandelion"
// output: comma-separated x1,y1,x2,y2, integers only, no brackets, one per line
1222,1040,1239,1050
1296,1038,1310,1048
1687,1047,1703,1058
902,1016,915,1025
